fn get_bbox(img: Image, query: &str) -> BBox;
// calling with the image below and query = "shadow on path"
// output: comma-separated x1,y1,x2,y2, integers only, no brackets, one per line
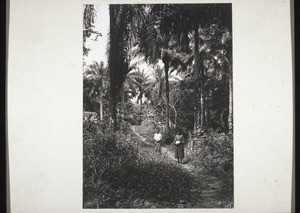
132,125,232,208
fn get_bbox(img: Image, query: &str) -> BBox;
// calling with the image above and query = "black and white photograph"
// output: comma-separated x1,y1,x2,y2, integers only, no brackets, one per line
7,0,294,212
83,4,233,208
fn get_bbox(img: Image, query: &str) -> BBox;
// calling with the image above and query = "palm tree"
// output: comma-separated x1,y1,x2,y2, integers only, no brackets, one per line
106,4,232,131
139,4,232,131
122,76,138,102
145,66,181,123
127,68,151,105
107,4,146,129
174,4,232,130
147,66,165,106
84,61,107,120
220,29,232,132
199,22,232,132
193,22,232,132
135,4,193,129
138,4,225,130
83,5,102,57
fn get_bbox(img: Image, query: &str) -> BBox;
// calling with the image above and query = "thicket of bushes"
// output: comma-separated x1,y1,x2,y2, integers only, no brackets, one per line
117,102,144,126
187,130,233,196
83,120,193,208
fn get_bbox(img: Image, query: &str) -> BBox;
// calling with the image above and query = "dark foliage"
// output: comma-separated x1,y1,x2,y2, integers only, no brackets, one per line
188,130,233,195
83,3,233,208
83,121,194,208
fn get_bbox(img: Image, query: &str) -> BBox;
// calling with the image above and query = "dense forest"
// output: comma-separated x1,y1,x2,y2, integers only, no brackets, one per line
83,4,233,209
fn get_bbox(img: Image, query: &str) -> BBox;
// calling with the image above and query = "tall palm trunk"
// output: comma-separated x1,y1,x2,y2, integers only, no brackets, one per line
193,23,204,130
224,49,233,133
163,55,170,130
195,24,205,129
108,5,126,130
170,104,178,127
140,91,143,105
205,93,210,126
119,84,125,133
139,90,143,121
228,65,233,132
200,83,205,128
109,5,118,128
193,106,198,131
99,86,103,121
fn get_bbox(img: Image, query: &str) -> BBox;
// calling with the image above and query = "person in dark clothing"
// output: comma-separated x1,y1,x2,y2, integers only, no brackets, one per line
173,129,184,163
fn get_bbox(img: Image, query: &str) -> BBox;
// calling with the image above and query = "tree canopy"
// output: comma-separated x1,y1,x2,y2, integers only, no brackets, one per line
83,3,232,133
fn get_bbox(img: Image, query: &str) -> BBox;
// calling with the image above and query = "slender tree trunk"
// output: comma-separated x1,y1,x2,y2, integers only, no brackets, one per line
174,108,177,127
139,91,143,121
163,56,170,130
228,65,233,133
99,90,103,121
226,36,233,133
205,93,210,127
170,104,177,127
195,104,201,129
193,23,203,130
223,49,233,133
108,5,118,130
193,106,196,131
200,86,205,128
165,63,170,130
194,24,205,129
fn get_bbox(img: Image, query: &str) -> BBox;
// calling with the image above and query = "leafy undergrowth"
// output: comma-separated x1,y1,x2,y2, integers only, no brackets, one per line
133,120,156,143
83,120,233,208
135,121,234,208
83,120,193,208
186,130,233,207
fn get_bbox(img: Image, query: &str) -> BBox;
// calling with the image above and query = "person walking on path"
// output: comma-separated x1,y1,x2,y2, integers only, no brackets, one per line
154,129,162,154
174,129,184,163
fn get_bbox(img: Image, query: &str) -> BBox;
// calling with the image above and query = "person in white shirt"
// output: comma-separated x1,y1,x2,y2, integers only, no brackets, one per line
154,129,162,154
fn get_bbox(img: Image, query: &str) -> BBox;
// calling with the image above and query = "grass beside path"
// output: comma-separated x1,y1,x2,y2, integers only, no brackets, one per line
132,121,233,208
133,122,156,145
83,120,233,208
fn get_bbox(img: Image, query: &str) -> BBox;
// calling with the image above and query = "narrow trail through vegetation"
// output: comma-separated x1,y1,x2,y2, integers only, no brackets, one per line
83,118,232,208
83,3,233,209
132,124,229,208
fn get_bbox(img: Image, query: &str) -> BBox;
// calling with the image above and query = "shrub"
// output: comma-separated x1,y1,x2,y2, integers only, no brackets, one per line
117,102,144,126
188,131,233,195
83,120,139,207
83,120,194,208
